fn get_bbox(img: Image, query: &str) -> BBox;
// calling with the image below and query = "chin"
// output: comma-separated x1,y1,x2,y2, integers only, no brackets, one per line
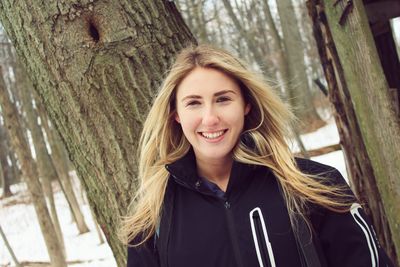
197,150,233,161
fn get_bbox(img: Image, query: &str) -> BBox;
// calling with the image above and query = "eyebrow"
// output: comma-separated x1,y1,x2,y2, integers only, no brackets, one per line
181,90,237,102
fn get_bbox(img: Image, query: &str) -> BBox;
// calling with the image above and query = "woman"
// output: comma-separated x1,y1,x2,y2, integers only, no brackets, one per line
120,45,393,267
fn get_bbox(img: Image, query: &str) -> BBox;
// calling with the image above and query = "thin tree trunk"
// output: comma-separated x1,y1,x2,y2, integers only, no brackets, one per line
307,1,400,264
214,2,226,47
0,67,67,267
8,147,20,184
260,0,309,155
35,92,90,234
191,0,208,42
276,0,325,132
0,123,13,198
0,160,4,196
221,0,276,78
0,224,21,267
0,2,195,265
18,69,66,255
89,205,105,245
298,0,324,84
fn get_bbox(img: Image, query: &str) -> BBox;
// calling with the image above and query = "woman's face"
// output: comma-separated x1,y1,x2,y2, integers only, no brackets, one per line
175,67,250,163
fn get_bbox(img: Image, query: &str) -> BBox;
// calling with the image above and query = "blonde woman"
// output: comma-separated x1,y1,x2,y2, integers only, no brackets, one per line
120,45,393,267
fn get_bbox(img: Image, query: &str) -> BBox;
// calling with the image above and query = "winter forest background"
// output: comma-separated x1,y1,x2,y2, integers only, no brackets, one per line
1,1,400,267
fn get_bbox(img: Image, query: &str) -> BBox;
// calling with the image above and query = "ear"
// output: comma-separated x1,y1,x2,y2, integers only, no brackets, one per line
175,112,181,123
244,103,251,115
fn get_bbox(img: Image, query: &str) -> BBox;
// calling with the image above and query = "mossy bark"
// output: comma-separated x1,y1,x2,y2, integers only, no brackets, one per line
307,0,400,264
0,1,195,266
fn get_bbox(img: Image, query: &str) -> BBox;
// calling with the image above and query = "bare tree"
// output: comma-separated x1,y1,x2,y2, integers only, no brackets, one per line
0,67,67,267
0,224,21,267
34,92,90,234
275,0,325,131
0,121,14,198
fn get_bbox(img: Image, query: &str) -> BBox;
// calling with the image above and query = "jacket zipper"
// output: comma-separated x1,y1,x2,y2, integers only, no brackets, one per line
224,198,245,267
249,207,276,267
167,166,245,267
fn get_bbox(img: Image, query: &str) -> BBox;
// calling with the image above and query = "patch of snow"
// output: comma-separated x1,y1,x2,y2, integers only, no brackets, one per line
0,181,117,267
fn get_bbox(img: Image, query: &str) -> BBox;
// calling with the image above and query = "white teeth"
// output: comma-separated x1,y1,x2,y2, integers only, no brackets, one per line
201,130,225,139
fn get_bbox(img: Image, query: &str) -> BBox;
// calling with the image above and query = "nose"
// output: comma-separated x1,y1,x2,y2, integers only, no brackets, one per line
202,106,219,126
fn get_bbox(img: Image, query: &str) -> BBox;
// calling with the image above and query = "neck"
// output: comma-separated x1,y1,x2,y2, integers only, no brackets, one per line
195,156,233,192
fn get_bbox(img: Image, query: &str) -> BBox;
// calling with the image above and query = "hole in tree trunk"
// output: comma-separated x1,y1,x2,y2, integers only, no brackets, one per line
88,18,100,42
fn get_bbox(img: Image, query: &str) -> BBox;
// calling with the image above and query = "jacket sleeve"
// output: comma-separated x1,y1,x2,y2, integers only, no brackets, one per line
314,169,394,267
127,234,160,267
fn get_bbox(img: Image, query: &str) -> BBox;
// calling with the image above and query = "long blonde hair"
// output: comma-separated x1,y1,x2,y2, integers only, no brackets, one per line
119,44,352,246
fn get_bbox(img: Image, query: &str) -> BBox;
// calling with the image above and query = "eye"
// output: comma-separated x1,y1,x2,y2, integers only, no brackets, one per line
186,100,201,107
216,96,231,103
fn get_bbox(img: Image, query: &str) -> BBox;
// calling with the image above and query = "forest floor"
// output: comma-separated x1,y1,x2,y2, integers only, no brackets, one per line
0,175,116,267
0,118,346,267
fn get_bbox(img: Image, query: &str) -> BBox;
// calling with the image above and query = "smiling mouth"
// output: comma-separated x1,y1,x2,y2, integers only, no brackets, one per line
199,130,228,139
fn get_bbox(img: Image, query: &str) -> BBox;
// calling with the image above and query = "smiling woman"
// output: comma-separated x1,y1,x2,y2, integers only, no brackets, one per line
174,67,250,191
119,45,393,267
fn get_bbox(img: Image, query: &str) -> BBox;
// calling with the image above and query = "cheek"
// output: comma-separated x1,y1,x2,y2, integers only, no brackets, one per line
178,113,201,134
226,113,246,128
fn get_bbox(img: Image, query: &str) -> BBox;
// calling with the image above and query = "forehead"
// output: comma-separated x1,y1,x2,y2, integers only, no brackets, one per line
176,67,241,98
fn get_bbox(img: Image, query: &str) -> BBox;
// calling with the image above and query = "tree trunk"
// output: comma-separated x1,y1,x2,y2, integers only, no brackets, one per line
0,123,13,198
276,0,325,132
261,0,289,90
0,67,67,267
18,68,66,255
35,91,90,234
0,224,21,267
0,159,4,196
89,203,105,245
0,1,195,266
191,0,209,43
307,1,400,264
8,145,20,184
221,0,276,79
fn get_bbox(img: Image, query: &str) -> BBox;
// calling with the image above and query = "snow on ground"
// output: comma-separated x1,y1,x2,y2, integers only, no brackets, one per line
0,179,117,267
0,119,346,266
302,119,348,181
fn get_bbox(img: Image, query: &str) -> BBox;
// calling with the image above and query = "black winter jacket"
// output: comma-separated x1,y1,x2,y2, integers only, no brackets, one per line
127,150,393,267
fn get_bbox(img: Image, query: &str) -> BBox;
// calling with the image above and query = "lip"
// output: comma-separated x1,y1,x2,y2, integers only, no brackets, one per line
198,129,228,143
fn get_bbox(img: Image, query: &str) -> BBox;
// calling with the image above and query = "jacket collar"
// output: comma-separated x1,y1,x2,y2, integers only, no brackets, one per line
165,148,262,198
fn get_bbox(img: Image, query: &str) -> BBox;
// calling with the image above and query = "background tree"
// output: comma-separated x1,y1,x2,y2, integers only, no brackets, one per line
18,67,66,254
0,121,14,198
33,93,90,234
0,66,67,267
0,224,21,267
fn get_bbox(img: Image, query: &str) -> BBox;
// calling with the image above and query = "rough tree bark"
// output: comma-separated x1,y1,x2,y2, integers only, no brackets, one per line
307,0,400,264
0,1,195,266
0,67,67,267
